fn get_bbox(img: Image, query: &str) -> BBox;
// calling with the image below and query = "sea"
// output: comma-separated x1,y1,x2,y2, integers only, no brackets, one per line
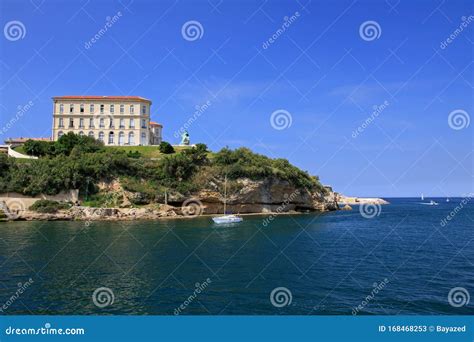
0,198,472,315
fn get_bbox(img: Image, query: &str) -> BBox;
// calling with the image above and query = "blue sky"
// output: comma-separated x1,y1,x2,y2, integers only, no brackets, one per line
0,0,472,197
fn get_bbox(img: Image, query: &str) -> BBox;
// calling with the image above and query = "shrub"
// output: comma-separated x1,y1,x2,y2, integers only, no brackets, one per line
30,200,71,213
127,151,142,159
23,140,54,157
159,141,175,154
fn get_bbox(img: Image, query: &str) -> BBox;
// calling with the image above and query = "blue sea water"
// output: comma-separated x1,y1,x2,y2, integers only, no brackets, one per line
0,198,472,315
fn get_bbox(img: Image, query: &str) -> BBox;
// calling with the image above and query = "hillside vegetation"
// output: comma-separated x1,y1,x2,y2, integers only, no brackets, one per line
1,133,325,201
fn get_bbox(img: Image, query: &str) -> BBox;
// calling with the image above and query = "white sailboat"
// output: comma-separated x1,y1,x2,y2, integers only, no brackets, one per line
212,175,243,224
421,193,424,201
420,200,439,206
446,198,450,202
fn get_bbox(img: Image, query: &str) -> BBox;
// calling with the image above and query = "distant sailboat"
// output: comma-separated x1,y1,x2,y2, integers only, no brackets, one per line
212,175,243,224
446,198,450,202
421,193,424,201
420,200,439,206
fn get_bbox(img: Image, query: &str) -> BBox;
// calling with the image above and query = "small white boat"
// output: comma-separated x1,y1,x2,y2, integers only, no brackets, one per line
212,215,243,224
212,175,243,225
446,198,450,202
421,193,424,201
420,200,439,206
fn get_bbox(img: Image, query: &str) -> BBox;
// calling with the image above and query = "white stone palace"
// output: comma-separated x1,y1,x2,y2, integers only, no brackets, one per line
51,96,162,146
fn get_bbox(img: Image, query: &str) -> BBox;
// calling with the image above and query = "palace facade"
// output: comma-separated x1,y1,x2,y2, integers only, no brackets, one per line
51,96,162,146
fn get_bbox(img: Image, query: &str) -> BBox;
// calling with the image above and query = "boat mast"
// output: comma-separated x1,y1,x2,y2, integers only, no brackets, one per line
223,175,227,215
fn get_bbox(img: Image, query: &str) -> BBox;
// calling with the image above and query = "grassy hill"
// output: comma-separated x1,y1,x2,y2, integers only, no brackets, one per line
1,133,325,202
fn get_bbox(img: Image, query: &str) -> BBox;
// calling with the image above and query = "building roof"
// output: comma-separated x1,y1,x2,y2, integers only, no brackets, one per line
5,137,51,143
150,121,163,127
52,96,152,103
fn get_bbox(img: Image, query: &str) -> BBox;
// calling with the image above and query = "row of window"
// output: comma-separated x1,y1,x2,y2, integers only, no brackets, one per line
57,118,147,129
58,104,147,115
57,131,147,145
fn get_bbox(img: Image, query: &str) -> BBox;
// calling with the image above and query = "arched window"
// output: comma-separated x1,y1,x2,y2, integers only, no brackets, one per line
99,118,105,128
88,131,94,138
140,132,146,145
108,131,114,144
128,132,135,145
98,132,104,142
118,132,125,145
79,131,84,136
58,131,64,139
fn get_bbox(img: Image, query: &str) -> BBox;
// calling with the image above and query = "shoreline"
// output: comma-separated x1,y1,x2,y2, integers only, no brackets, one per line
1,196,390,223
1,208,332,223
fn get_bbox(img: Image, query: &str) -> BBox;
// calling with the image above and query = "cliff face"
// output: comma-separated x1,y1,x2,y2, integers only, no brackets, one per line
4,177,339,221
195,178,338,214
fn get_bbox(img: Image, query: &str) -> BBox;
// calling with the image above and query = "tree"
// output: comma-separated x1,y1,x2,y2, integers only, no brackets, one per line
55,133,103,156
23,140,53,157
159,141,175,154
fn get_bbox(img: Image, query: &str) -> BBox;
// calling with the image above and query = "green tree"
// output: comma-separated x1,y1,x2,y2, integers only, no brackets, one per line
159,141,175,154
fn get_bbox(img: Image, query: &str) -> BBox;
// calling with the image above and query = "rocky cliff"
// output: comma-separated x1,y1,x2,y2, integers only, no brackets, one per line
5,177,339,221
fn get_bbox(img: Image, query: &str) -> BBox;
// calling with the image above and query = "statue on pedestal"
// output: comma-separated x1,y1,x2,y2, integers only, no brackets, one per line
180,131,190,146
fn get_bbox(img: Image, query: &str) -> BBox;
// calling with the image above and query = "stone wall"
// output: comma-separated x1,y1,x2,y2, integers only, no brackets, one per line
0,190,79,211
